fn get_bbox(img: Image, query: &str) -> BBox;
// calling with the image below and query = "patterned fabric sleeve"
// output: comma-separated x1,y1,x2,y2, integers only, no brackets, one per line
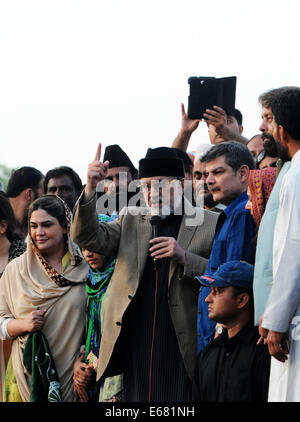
8,240,26,262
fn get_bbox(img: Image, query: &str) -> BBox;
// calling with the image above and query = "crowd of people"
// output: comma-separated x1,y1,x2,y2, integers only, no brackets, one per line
0,85,299,403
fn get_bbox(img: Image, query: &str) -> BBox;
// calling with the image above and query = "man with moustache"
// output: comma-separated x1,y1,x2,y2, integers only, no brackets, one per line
96,144,138,216
195,141,256,352
171,103,245,214
71,144,218,402
260,87,300,402
193,144,225,213
253,88,291,328
44,165,83,212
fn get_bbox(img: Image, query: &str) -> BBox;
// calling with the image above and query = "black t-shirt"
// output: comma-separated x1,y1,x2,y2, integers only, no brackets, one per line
192,322,271,402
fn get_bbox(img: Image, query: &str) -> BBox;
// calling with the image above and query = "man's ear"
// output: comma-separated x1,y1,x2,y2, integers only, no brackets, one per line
0,219,8,235
239,124,244,134
236,293,250,310
24,188,34,203
238,165,249,183
278,125,289,147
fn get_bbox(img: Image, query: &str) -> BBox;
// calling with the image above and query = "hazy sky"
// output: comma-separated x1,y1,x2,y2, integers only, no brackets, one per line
1,0,299,183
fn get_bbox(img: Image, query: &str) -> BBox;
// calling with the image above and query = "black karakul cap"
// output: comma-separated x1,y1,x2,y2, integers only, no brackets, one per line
103,144,137,174
138,147,185,179
173,148,193,172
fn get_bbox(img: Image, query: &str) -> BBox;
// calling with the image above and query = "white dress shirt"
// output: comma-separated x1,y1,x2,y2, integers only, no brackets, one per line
262,148,300,402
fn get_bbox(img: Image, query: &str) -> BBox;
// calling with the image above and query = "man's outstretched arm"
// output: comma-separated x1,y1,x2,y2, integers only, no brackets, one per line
172,103,201,151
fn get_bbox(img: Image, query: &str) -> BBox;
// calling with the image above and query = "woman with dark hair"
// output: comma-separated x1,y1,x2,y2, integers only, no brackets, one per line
0,192,26,401
0,195,88,402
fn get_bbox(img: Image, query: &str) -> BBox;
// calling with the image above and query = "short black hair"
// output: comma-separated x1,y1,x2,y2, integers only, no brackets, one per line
44,166,83,196
230,108,243,126
231,286,254,311
200,141,255,172
6,167,44,198
272,87,300,142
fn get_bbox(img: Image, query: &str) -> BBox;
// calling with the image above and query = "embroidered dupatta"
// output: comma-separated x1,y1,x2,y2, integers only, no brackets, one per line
0,195,88,401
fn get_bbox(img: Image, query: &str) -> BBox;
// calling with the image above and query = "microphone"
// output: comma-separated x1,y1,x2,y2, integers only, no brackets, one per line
148,215,163,400
150,215,163,269
150,215,163,239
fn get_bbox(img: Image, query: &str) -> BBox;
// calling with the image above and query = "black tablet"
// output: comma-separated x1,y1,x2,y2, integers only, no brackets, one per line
187,76,237,120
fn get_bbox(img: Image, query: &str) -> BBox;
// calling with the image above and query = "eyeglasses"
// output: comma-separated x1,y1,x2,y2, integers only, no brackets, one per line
256,150,266,166
256,149,278,169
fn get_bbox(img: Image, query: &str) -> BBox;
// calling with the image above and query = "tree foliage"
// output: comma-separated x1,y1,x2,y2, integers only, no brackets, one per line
0,164,14,191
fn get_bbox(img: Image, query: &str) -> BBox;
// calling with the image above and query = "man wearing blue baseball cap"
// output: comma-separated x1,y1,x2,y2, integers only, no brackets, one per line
193,261,270,402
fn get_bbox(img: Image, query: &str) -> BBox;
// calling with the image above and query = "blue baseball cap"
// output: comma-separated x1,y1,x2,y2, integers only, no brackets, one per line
196,260,254,290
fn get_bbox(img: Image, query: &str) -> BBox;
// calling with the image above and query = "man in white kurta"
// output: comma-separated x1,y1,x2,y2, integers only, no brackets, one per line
262,87,300,402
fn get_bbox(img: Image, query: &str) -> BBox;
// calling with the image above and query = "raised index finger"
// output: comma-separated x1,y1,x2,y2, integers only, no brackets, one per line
94,143,102,162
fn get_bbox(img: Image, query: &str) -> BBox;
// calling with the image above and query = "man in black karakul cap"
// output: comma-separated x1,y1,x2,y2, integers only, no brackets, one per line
96,144,138,215
71,144,218,402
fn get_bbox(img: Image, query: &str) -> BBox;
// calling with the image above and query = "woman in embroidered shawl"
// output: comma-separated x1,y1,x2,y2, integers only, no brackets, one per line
0,192,26,401
73,214,122,402
245,167,277,228
0,195,88,402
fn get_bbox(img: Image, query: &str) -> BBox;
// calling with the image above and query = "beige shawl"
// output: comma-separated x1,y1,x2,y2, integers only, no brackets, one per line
0,196,88,402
